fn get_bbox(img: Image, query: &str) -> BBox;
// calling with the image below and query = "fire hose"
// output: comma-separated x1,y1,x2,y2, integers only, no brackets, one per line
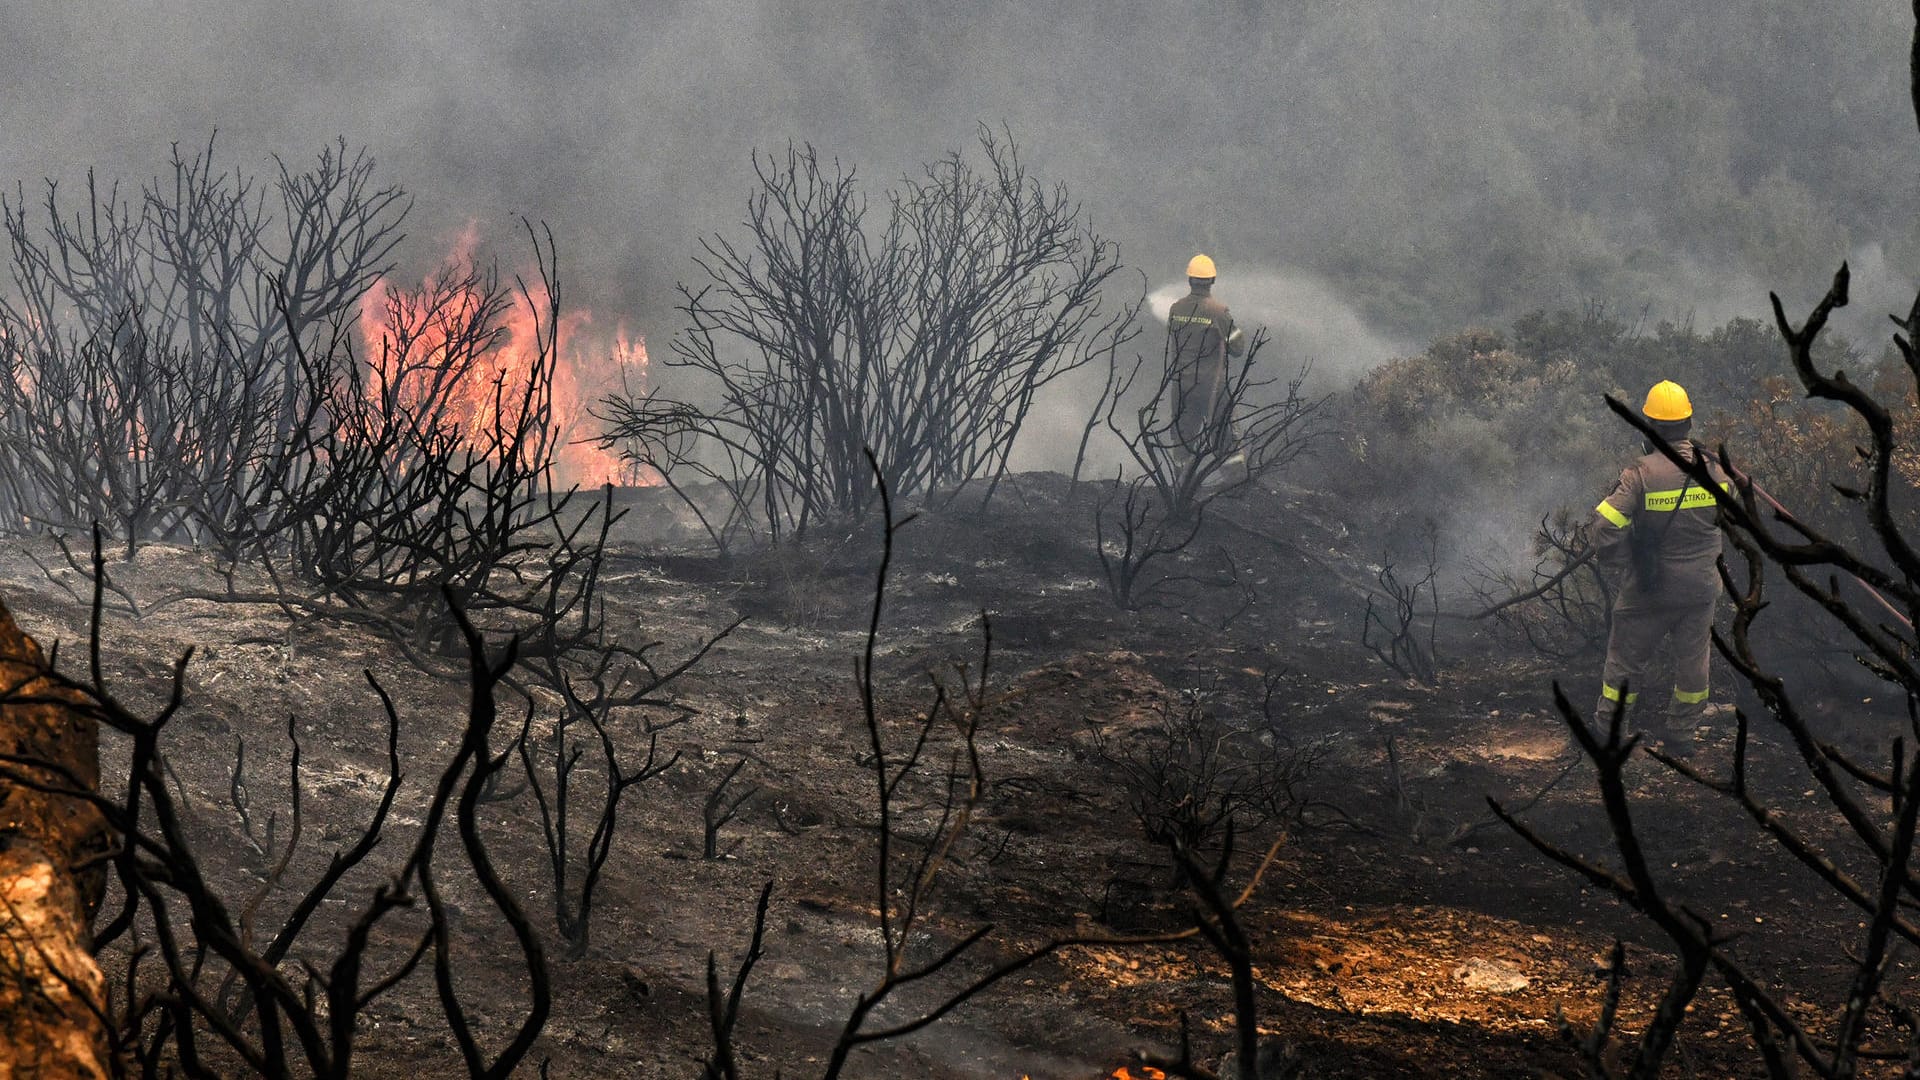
1472,463,1915,633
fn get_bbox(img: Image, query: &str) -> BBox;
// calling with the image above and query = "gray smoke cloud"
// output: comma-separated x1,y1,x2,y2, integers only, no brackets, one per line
4,0,1916,367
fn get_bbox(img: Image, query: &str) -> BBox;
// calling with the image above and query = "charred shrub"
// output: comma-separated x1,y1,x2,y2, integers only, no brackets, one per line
1099,329,1324,524
1472,509,1613,661
1086,692,1312,883
0,137,405,547
244,225,614,662
1360,523,1442,684
1089,330,1324,611
0,142,732,975
597,126,1141,547
0,142,636,682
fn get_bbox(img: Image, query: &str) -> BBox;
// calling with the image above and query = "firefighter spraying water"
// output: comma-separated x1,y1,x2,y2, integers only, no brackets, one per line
1165,254,1247,480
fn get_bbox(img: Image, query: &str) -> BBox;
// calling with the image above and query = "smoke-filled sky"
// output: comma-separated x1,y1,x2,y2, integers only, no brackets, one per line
5,0,1918,366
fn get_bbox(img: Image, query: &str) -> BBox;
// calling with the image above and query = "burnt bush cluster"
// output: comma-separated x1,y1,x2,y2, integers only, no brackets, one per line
1087,328,1326,613
0,138,402,549
596,126,1141,551
0,139,682,698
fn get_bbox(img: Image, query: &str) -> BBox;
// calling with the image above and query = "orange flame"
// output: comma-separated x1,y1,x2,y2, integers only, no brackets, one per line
1111,1069,1167,1080
357,230,650,490
1013,1060,1159,1068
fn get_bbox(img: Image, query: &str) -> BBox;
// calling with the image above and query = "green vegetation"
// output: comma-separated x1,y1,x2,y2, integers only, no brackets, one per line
1340,304,1886,547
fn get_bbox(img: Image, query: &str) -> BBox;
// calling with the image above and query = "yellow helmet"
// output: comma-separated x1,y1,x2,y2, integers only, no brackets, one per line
1642,380,1693,422
1186,254,1216,279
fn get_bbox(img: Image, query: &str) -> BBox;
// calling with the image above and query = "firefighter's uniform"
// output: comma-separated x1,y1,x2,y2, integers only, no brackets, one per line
1167,254,1245,453
1590,394,1730,730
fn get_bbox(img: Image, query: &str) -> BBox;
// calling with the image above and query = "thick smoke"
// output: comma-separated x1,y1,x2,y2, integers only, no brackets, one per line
5,0,1915,358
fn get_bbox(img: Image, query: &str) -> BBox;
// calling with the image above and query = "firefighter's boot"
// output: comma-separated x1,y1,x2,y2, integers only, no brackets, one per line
1592,687,1638,731
1655,700,1707,754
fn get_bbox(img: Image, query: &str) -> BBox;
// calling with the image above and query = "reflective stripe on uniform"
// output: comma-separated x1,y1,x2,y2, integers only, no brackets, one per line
1595,501,1631,528
1600,684,1639,703
1672,686,1710,704
1643,481,1733,512
1169,314,1214,326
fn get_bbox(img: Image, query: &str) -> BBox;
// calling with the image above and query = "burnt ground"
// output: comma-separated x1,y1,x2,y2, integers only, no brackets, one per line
4,471,1911,1078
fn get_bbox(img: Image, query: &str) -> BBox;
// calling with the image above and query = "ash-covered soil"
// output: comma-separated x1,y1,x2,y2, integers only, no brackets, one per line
5,472,1905,1078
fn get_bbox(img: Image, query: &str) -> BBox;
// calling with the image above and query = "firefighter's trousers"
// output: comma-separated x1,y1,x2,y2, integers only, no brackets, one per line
1597,597,1714,720
1173,358,1228,454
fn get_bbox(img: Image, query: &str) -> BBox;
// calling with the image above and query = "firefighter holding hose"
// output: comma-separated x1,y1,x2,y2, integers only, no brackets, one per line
1166,254,1245,458
1589,380,1731,748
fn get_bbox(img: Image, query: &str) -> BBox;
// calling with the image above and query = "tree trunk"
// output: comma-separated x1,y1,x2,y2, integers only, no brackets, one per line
0,598,112,1079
